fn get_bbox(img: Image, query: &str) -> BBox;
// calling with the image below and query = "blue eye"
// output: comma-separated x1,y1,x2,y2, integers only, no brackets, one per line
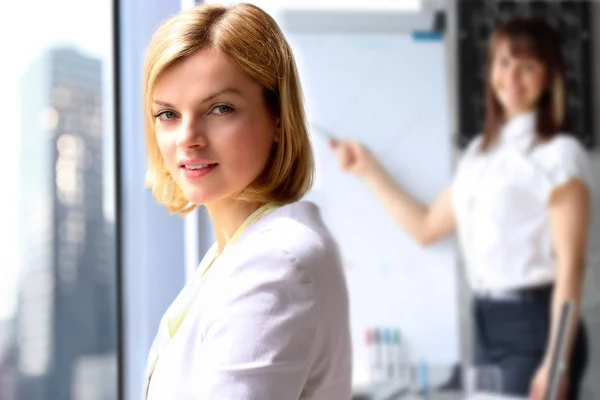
212,105,233,115
155,110,177,121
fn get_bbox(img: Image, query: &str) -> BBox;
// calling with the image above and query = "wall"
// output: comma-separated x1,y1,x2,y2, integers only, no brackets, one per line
443,0,473,377
118,0,187,398
578,4,600,398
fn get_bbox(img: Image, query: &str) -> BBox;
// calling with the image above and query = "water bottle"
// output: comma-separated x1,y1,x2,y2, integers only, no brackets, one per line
383,329,394,380
366,328,385,383
393,329,409,387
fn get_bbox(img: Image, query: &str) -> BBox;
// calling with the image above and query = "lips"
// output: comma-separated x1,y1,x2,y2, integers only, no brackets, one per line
182,163,215,170
180,163,218,179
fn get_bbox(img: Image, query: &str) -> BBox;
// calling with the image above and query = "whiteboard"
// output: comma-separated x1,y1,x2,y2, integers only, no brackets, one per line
285,32,460,386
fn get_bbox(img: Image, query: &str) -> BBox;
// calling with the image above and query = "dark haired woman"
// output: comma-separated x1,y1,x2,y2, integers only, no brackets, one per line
330,17,593,399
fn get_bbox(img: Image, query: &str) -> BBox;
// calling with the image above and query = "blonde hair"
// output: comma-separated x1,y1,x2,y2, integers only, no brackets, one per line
143,3,314,215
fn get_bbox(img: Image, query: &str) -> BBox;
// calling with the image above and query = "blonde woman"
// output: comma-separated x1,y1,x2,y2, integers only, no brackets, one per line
142,3,352,399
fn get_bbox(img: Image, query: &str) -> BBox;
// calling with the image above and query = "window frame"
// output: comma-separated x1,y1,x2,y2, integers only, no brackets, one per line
115,0,190,398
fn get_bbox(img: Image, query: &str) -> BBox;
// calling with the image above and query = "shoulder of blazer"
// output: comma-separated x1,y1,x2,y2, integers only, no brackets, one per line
237,214,335,267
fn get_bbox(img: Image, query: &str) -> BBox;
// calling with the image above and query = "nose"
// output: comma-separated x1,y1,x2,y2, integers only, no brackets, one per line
176,116,206,149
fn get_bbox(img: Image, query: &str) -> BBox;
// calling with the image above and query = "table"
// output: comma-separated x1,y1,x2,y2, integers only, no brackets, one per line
353,389,526,400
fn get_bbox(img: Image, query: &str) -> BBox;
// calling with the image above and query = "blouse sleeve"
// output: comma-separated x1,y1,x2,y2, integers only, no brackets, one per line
537,136,595,202
451,135,483,206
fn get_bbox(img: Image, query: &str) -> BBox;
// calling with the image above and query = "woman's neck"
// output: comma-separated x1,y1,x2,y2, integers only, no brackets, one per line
206,199,264,253
504,108,535,122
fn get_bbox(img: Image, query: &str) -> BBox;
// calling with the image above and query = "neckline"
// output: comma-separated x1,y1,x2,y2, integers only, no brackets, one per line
201,202,282,277
500,111,536,149
165,202,282,339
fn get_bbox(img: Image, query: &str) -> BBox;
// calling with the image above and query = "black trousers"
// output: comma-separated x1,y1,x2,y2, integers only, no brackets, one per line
473,285,588,398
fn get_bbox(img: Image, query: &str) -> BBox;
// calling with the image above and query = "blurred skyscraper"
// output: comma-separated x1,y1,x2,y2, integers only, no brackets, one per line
12,48,117,400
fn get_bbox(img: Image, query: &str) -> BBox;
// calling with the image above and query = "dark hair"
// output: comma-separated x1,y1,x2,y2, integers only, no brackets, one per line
481,17,568,151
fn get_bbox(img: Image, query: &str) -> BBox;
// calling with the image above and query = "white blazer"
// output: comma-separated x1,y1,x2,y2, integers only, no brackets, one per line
145,201,353,400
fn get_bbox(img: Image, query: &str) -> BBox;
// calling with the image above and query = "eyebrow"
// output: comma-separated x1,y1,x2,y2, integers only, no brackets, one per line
153,87,243,108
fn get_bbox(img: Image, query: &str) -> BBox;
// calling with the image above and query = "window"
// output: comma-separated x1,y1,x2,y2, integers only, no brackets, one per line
0,1,118,399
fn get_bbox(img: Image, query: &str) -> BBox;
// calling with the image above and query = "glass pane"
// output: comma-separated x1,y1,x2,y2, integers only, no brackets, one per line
0,1,118,399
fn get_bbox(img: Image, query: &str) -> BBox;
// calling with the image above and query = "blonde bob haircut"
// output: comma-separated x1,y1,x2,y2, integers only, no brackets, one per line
143,3,314,215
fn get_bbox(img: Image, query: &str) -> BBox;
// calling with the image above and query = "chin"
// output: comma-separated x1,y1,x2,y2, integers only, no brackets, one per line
182,184,248,207
179,176,256,207
181,188,224,206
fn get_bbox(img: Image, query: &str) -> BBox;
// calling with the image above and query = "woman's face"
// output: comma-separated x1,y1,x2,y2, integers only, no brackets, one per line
491,39,547,118
152,48,279,206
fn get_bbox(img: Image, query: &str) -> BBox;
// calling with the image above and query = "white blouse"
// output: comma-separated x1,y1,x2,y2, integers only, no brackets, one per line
452,112,595,291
